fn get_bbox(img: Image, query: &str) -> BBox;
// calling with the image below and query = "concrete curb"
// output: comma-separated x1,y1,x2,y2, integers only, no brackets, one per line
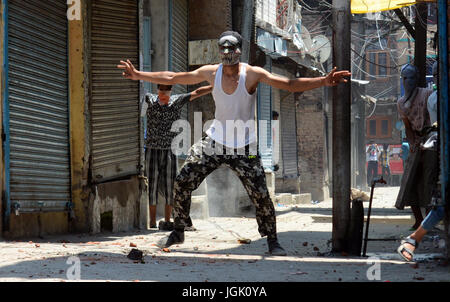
311,214,414,225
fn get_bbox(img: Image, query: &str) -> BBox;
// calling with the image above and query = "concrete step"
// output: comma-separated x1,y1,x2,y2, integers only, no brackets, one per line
275,193,292,205
293,193,312,205
275,193,312,205
311,214,414,224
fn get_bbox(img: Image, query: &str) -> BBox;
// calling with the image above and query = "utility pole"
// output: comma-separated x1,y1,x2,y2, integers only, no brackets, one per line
394,4,427,87
240,0,254,64
331,0,351,253
415,2,428,87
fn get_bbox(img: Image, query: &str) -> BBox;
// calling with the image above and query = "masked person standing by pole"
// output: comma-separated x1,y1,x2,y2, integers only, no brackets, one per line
397,61,444,261
396,64,435,231
118,31,351,256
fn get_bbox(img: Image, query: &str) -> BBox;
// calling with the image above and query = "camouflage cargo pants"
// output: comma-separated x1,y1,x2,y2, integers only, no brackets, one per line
173,135,277,238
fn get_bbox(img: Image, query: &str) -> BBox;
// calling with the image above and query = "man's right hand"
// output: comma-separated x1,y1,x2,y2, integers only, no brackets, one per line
117,59,140,81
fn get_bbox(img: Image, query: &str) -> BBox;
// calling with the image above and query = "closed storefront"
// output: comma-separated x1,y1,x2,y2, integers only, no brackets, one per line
169,0,188,120
257,57,272,169
90,0,140,182
4,0,71,221
280,94,298,177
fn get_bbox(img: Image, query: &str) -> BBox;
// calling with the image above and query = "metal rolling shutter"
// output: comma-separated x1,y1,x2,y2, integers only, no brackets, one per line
7,0,70,213
281,94,298,177
91,0,140,182
257,57,272,168
170,0,188,120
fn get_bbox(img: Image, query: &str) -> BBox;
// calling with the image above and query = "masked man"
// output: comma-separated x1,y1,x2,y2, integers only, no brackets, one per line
396,64,435,230
118,31,351,256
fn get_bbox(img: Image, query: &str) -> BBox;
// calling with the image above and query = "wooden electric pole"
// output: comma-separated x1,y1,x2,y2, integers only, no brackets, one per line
415,2,428,87
240,0,254,64
331,0,352,253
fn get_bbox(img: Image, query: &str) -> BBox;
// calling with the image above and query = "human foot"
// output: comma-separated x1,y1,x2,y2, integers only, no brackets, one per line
397,236,418,262
267,238,287,256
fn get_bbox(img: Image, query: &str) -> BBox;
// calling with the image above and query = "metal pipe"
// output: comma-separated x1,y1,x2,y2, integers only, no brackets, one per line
362,177,386,257
438,0,449,206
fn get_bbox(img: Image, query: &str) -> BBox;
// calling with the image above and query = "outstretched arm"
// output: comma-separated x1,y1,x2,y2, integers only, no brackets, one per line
256,66,351,93
190,85,213,101
117,59,211,85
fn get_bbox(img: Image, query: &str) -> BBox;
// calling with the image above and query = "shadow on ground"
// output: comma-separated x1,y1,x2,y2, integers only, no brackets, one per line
0,228,448,282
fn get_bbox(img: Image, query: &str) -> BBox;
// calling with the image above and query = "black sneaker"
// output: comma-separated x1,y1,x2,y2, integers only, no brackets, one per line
158,221,174,231
164,230,185,248
268,239,287,256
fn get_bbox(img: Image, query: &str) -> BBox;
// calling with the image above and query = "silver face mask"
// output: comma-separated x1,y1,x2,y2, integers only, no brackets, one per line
219,47,241,65
218,35,241,65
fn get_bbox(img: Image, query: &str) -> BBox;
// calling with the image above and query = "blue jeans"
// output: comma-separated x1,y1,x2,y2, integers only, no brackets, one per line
421,206,445,231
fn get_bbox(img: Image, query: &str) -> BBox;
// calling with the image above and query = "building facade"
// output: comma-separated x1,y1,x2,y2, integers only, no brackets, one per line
1,0,149,238
0,0,329,238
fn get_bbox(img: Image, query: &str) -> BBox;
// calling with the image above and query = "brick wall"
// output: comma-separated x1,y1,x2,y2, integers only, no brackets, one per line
187,0,232,142
365,99,402,145
296,89,329,201
360,27,400,100
188,0,231,40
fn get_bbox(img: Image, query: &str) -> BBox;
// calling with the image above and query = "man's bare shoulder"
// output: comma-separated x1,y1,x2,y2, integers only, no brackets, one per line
197,64,220,73
245,64,266,74
244,64,268,86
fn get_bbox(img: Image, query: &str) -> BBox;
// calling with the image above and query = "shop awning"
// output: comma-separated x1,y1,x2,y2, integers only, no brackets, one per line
351,0,416,14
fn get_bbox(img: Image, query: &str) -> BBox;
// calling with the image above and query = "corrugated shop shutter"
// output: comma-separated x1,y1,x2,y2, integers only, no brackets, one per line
91,0,140,182
281,94,298,177
170,0,188,120
6,0,70,213
257,57,272,169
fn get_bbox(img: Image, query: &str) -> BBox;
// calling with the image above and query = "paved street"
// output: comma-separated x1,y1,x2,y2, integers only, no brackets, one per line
0,186,448,282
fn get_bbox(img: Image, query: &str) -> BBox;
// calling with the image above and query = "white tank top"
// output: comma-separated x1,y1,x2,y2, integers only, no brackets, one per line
205,63,257,149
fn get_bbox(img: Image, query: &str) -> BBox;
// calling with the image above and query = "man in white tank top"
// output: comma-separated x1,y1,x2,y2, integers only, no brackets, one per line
118,31,351,256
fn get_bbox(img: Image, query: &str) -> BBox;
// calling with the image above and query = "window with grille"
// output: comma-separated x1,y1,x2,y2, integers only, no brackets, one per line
367,117,392,138
365,50,390,80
